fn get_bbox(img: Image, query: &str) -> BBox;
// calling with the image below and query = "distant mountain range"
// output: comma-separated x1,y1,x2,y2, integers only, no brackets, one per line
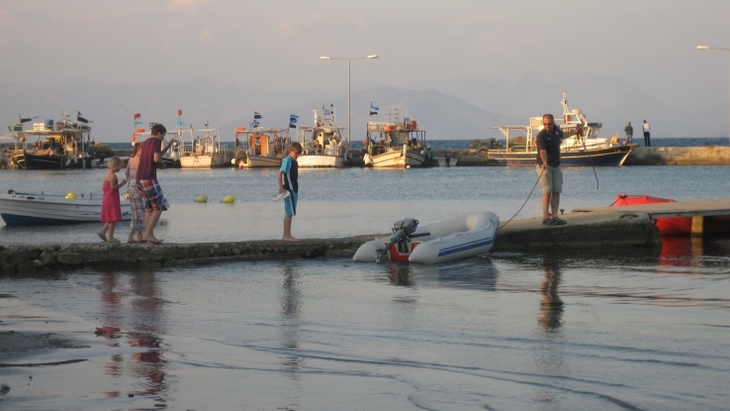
0,73,722,143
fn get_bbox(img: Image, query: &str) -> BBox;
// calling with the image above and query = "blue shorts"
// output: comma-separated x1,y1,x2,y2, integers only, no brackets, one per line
138,180,170,212
284,191,298,217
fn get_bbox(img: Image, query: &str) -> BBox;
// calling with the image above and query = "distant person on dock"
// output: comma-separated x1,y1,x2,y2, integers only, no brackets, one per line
97,156,127,243
643,120,651,147
125,143,144,243
624,121,633,144
278,142,303,241
536,114,566,226
137,123,174,245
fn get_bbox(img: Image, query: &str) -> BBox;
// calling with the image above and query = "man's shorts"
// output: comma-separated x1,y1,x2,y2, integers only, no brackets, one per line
284,191,298,217
138,180,170,212
536,165,563,195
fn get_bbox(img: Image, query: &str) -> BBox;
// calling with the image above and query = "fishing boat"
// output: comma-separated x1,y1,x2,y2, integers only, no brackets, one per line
296,106,349,168
611,194,692,236
352,212,500,264
0,189,131,226
363,110,431,168
234,126,289,168
9,112,100,170
176,125,228,168
486,91,636,166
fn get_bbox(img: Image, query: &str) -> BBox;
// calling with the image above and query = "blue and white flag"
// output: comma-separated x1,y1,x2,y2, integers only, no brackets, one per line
289,114,298,128
369,101,379,116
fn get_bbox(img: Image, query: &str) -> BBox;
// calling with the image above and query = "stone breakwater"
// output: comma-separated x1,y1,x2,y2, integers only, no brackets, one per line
0,211,663,276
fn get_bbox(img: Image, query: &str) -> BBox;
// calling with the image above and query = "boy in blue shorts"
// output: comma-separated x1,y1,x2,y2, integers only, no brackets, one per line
278,142,303,241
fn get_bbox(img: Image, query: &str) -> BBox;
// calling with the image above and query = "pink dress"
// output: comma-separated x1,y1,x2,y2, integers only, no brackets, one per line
100,180,122,222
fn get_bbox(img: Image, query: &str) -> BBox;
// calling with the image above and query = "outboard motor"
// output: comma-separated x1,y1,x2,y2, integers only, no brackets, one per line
376,218,419,262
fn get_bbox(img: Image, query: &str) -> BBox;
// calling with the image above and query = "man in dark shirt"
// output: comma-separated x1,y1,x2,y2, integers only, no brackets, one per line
137,123,173,244
535,114,566,226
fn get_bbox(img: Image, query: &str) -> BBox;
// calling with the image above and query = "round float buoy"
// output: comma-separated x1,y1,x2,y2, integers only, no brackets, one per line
222,195,235,204
194,195,208,203
65,192,77,199
123,193,130,200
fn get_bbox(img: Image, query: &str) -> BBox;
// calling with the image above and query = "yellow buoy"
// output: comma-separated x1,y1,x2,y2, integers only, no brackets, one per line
194,195,208,203
65,192,77,199
222,195,235,204
123,193,130,200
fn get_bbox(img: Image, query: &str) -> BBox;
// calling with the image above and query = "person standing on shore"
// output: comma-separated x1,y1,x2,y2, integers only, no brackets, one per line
97,156,127,242
536,114,566,226
278,142,303,241
137,124,173,244
125,143,144,243
643,120,651,147
624,121,633,144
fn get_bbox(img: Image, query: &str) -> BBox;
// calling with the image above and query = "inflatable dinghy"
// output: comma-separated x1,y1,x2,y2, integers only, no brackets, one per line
353,211,499,264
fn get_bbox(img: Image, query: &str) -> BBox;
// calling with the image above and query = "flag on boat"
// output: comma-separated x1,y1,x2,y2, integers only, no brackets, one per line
323,108,331,116
289,114,298,128
134,113,141,120
133,113,143,127
177,109,183,117
19,115,37,123
369,101,379,116
254,111,262,119
77,111,89,124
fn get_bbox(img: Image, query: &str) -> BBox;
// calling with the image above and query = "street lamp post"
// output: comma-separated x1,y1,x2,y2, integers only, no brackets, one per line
319,54,378,144
697,45,730,143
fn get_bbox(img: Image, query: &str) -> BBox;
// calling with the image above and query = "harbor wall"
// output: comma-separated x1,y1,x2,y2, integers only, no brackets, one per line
624,146,730,165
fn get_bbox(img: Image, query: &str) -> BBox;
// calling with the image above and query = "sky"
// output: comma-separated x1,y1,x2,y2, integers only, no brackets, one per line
1,0,730,138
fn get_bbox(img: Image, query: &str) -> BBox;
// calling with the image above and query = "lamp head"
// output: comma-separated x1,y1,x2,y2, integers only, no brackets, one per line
697,45,710,50
320,56,331,60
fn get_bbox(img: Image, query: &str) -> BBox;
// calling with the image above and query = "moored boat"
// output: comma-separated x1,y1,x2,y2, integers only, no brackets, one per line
353,211,500,264
611,194,692,235
363,110,431,168
296,106,349,168
0,189,131,226
176,125,228,168
234,126,289,168
9,112,100,170
486,91,636,167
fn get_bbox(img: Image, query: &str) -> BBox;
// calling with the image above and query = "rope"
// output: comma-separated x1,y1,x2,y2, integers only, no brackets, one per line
499,167,544,231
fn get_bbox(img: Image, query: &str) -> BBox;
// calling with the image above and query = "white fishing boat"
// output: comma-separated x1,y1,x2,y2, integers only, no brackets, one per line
0,189,131,226
234,126,289,168
363,111,431,168
177,125,228,169
353,211,500,264
296,106,349,168
486,91,636,166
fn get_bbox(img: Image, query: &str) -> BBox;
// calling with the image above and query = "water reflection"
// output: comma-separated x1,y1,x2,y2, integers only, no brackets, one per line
386,258,499,291
279,262,303,410
533,255,565,406
96,270,168,406
538,255,564,332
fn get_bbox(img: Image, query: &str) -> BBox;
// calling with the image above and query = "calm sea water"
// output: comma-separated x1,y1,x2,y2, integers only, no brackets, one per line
1,138,730,410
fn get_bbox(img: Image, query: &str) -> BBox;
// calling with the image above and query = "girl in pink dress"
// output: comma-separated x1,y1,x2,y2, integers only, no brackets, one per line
97,156,127,243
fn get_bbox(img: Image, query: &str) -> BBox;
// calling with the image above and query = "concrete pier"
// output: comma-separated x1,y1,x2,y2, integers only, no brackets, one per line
2,200,728,276
0,212,663,275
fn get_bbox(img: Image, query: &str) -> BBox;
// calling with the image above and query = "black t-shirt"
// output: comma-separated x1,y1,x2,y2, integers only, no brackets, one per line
535,127,563,167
